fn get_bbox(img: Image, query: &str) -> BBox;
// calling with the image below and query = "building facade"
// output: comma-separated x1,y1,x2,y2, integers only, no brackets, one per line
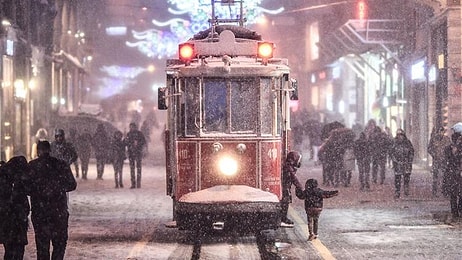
292,0,461,165
0,0,94,160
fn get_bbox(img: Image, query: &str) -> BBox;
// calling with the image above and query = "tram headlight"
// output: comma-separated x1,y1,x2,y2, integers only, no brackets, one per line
218,156,238,176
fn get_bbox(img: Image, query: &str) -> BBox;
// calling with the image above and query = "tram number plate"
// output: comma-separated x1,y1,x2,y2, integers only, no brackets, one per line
267,148,278,160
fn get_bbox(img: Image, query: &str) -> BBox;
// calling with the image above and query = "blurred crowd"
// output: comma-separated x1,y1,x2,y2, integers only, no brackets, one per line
290,110,462,221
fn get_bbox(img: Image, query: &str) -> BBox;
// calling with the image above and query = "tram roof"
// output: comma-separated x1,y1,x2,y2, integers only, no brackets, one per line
166,56,290,77
190,30,259,57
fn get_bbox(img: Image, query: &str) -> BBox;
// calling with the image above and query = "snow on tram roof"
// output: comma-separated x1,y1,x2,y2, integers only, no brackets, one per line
188,30,259,57
179,185,279,203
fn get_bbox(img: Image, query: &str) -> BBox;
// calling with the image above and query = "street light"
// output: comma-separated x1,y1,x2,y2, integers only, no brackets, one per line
147,65,155,72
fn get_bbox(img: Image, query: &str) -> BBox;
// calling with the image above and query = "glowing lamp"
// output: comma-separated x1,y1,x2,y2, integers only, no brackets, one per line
218,156,238,176
356,0,368,20
257,42,274,59
179,43,195,63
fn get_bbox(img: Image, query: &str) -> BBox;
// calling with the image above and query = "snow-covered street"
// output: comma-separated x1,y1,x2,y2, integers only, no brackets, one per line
2,153,462,259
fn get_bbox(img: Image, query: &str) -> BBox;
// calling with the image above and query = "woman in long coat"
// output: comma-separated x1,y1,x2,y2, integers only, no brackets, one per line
0,156,30,260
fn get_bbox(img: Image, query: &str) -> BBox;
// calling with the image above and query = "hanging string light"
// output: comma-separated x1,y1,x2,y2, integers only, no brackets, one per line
126,0,284,59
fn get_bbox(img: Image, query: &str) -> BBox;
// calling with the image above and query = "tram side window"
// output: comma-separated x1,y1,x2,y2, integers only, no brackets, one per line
184,79,200,136
204,81,227,132
230,80,258,133
260,78,273,135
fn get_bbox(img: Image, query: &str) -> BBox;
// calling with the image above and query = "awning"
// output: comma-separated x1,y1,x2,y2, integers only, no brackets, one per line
53,50,85,71
318,19,405,64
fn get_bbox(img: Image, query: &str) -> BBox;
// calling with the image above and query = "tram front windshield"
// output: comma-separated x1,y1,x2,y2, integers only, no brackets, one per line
182,77,277,136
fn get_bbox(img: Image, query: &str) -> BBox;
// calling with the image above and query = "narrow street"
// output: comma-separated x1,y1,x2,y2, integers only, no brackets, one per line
2,147,461,259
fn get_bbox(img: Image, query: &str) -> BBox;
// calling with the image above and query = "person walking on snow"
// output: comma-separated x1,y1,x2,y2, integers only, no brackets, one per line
354,131,372,191
427,126,451,196
389,129,414,198
295,178,338,241
0,156,31,260
76,128,92,180
369,126,392,185
124,122,146,189
442,132,462,219
68,128,80,178
50,129,78,168
92,123,110,180
27,141,77,260
110,130,126,188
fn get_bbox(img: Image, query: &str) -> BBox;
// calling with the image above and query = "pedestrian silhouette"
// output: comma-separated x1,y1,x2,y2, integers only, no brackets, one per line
50,129,78,167
442,132,462,219
296,178,338,241
389,129,414,198
92,124,110,180
27,141,77,260
76,129,92,180
124,122,146,188
68,128,80,178
280,151,303,227
110,130,126,188
427,126,451,196
31,128,48,159
0,156,30,260
354,132,372,191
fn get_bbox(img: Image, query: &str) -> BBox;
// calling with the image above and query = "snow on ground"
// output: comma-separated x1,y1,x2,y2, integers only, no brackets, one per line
179,185,280,203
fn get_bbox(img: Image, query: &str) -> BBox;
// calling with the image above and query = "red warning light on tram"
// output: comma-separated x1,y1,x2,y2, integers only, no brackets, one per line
179,43,195,63
257,42,274,59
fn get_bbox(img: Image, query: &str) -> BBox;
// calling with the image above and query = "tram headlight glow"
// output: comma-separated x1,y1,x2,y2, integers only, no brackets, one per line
218,156,238,176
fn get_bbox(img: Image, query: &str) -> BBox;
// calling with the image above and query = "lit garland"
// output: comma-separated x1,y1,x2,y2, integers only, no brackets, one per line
126,0,284,59
97,65,146,98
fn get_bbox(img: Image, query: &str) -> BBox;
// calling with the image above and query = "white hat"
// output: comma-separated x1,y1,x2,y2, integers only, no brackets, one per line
451,122,462,133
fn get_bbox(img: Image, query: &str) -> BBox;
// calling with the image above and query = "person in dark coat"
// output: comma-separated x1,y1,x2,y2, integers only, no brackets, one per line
340,143,355,187
110,130,126,188
0,156,30,260
124,122,147,188
76,128,92,180
354,132,372,191
50,129,78,167
140,120,152,157
442,132,462,219
280,151,303,227
318,128,355,187
307,119,323,164
369,126,392,185
27,141,77,260
295,178,338,241
92,123,110,180
428,126,451,196
318,139,342,187
68,128,80,178
389,129,414,198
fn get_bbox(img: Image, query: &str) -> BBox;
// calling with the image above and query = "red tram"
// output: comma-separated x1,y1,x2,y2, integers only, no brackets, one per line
158,1,297,233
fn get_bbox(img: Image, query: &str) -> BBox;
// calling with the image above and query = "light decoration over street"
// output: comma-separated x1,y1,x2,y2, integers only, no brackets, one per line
126,0,284,59
97,65,146,98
